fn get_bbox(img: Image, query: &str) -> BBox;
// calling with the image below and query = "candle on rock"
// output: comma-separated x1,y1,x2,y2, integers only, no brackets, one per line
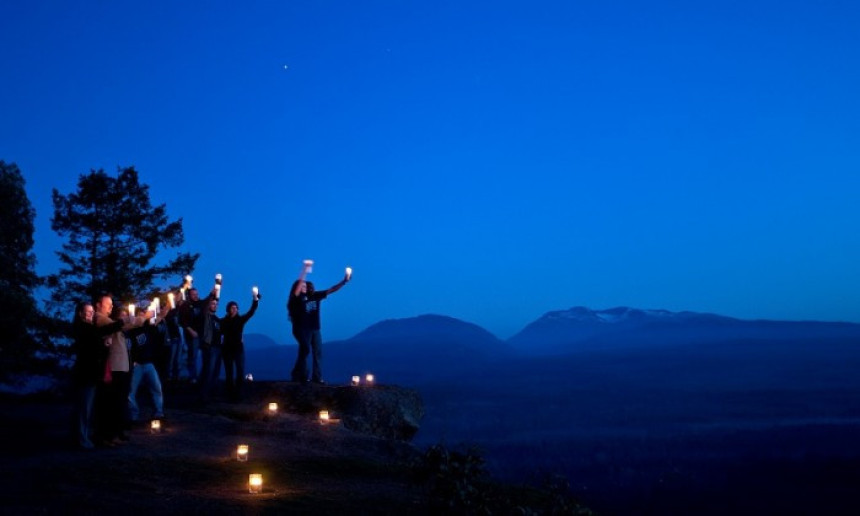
248,474,263,494
150,419,161,433
236,444,249,462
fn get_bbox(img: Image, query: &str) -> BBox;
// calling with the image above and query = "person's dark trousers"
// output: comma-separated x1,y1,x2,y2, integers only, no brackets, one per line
199,346,223,402
290,326,311,382
223,350,246,400
98,371,130,441
309,330,324,383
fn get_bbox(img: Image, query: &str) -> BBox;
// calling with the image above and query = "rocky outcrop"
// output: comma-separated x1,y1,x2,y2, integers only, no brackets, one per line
241,381,424,441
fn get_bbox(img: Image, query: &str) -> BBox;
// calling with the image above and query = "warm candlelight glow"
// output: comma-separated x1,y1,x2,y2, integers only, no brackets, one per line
128,304,135,317
345,266,352,279
236,444,249,462
150,419,161,433
248,474,263,494
365,374,375,384
167,292,175,309
319,410,330,422
268,402,278,413
351,375,360,386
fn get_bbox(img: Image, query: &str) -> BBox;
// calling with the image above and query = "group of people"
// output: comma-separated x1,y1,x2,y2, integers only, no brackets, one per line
69,261,351,450
70,283,260,449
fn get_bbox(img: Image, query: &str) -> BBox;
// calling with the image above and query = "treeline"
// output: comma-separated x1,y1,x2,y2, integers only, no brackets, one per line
0,161,198,381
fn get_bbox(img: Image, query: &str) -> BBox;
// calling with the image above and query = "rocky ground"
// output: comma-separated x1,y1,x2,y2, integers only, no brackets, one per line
0,380,438,515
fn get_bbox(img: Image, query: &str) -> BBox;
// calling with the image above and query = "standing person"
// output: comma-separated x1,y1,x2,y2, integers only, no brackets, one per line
93,294,143,445
221,293,259,401
128,314,166,423
164,299,184,381
287,264,351,384
198,295,222,402
179,287,213,383
70,301,124,449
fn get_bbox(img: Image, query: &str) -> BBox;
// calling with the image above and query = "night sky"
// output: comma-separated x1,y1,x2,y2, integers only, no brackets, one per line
2,1,859,344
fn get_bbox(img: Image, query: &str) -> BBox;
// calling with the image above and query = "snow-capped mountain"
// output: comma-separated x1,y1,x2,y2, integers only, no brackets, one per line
507,306,860,354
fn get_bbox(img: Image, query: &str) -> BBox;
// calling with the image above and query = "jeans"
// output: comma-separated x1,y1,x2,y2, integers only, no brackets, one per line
199,346,222,401
167,336,183,380
291,327,323,382
185,335,199,381
128,363,164,421
74,384,97,448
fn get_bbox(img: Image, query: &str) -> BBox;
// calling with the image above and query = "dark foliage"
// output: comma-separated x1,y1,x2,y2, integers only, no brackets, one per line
0,161,54,379
412,443,591,515
46,166,198,324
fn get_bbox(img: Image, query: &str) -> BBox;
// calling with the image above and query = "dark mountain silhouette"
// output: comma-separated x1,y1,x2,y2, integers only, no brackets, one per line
243,333,281,349
507,306,860,354
246,314,510,385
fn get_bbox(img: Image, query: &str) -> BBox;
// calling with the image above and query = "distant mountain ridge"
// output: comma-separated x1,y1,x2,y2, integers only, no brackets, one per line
508,306,860,354
245,307,860,382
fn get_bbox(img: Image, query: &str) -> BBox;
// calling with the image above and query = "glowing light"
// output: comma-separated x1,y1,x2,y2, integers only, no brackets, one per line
249,473,263,493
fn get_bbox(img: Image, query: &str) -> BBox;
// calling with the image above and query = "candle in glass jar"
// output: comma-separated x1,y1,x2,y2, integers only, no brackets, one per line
268,402,278,413
236,444,249,461
319,410,330,422
151,419,161,433
248,474,263,494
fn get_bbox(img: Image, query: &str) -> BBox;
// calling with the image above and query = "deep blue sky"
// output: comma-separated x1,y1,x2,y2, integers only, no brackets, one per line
2,1,859,344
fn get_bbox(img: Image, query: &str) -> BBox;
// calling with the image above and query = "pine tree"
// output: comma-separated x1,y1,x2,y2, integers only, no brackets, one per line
46,166,199,317
0,161,45,378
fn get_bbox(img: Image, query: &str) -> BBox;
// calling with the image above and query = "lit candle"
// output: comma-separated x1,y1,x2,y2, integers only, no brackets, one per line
236,444,249,462
345,266,352,279
185,274,193,285
252,286,259,297
128,303,136,317
151,419,161,433
319,410,330,422
365,374,375,384
168,293,175,309
215,273,222,285
268,402,278,413
303,259,314,273
248,474,263,494
351,375,360,386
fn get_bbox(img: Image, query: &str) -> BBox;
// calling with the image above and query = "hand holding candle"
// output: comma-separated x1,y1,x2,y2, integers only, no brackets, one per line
214,284,221,299
252,286,260,300
303,259,314,274
345,266,353,281
215,273,222,286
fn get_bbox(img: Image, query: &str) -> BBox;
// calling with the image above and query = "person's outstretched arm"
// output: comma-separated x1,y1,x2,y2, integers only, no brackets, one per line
322,270,352,296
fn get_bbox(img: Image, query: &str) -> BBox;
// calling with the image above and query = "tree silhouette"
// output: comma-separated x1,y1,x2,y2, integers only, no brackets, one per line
0,161,46,379
46,166,199,318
